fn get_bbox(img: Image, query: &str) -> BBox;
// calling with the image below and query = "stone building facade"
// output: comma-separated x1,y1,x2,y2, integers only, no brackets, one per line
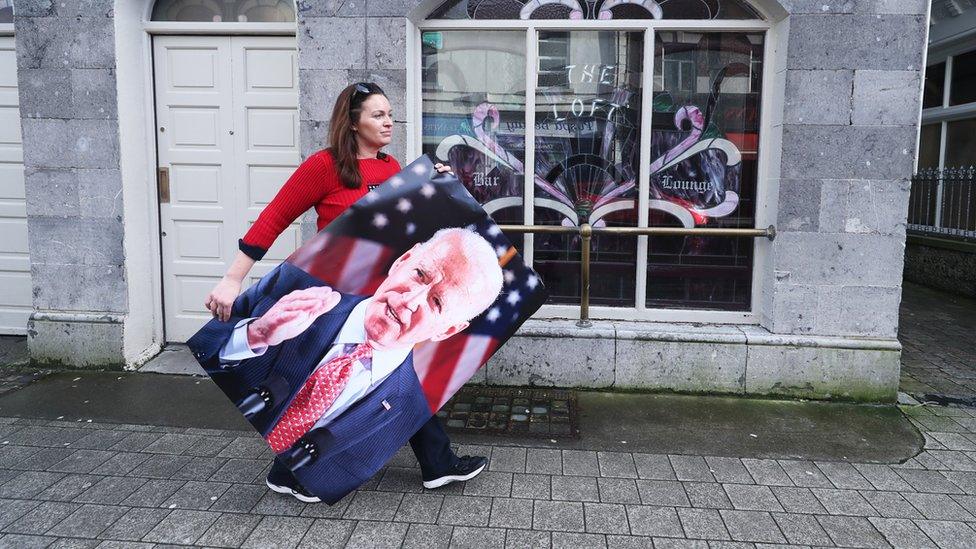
4,0,930,402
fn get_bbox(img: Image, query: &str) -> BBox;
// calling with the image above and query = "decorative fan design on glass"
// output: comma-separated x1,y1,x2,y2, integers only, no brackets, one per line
427,0,763,20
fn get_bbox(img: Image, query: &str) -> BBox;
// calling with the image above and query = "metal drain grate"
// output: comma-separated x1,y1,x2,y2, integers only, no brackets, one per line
436,386,578,438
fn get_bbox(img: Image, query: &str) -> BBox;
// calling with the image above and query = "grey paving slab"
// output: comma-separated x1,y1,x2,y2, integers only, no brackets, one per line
853,463,915,491
810,488,877,516
0,534,58,548
505,528,550,549
171,456,228,481
240,515,313,549
914,519,976,549
632,454,676,481
598,478,641,504
534,500,585,533
598,452,638,479
636,480,689,507
0,499,41,530
489,497,533,529
551,475,599,502
816,515,889,548
2,501,79,535
450,525,507,548
194,512,262,548
209,483,267,513
683,483,733,510
46,503,128,538
437,495,492,527
161,480,230,510
814,461,874,490
896,468,966,494
297,518,356,549
605,534,655,548
669,456,715,483
510,474,550,500
343,520,408,549
769,486,828,514
251,489,307,517
861,490,925,519
719,510,786,544
902,491,974,520
140,508,220,545
96,507,170,542
342,490,402,521
771,512,832,546
462,471,512,498
377,466,424,494
490,447,527,473
704,457,754,485
119,479,184,507
72,475,146,505
868,516,934,548
551,531,607,548
562,451,600,477
395,493,444,524
724,484,784,512
36,474,99,502
526,448,562,475
624,505,682,537
0,471,64,499
776,461,832,488
583,502,629,535
676,507,730,540
402,523,452,549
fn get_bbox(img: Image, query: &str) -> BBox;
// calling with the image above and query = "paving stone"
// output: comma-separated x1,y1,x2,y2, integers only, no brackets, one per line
141,509,220,545
128,455,191,479
210,483,267,513
861,490,924,519
47,504,127,538
0,499,42,529
97,507,170,541
625,505,682,537
669,456,714,482
868,517,934,547
505,529,550,548
217,436,271,460
719,510,786,544
551,531,607,548
37,474,99,501
598,452,638,479
238,515,313,548
526,448,562,475
48,451,115,474
107,433,158,452
394,493,443,523
69,431,129,451
344,520,408,549
183,436,233,458
769,486,828,514
724,484,784,512
20,449,75,472
852,463,914,491
3,501,79,535
142,434,201,455
72,476,146,505
450,525,507,548
210,458,269,484
771,512,832,545
810,488,876,516
676,484,730,512
927,450,976,471
606,535,659,548
119,479,184,507
676,507,730,540
0,471,65,499
635,480,689,507
944,470,976,494
195,512,262,547
814,461,874,489
704,458,754,485
299,496,349,519
342,490,402,521
582,502,628,535
816,515,888,548
375,467,422,494
47,538,98,548
462,471,512,498
915,451,948,470
895,468,966,494
776,461,832,488
401,523,452,549
489,497,533,529
534,500,585,532
437,495,492,527
161,480,230,510
490,447,527,473
902,491,974,520
0,534,58,548
296,518,356,549
551,475,599,502
170,457,228,481
598,478,641,504
252,490,307,517
931,432,976,451
632,454,676,480
562,451,600,477
914,519,976,549
510,474,550,500
90,452,151,476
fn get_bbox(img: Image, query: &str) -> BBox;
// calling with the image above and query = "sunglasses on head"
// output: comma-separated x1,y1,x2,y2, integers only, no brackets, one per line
353,83,372,98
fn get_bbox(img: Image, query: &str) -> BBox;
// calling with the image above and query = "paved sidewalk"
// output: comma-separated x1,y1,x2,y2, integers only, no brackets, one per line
899,282,976,402
0,400,973,548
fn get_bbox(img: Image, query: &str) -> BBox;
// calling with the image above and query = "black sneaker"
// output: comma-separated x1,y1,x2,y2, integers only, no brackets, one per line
422,455,488,489
266,466,321,503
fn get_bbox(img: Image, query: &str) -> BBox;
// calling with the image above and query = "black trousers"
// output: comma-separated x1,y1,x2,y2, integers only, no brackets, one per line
271,415,456,483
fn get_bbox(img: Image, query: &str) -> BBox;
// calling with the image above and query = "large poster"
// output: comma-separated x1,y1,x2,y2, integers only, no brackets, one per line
187,156,547,503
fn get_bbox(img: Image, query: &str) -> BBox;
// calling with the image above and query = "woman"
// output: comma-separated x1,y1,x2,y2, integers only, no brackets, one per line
205,82,487,503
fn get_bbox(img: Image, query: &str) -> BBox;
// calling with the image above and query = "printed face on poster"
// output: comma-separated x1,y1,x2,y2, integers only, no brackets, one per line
187,156,547,504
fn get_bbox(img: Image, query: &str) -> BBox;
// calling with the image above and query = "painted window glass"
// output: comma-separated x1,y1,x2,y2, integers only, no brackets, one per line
917,123,941,169
0,0,11,24
420,30,527,251
945,118,976,167
923,62,946,109
647,32,762,311
533,30,643,306
429,0,762,20
949,49,976,106
150,0,295,22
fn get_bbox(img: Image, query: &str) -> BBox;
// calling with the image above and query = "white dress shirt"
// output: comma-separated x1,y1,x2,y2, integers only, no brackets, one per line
219,297,411,429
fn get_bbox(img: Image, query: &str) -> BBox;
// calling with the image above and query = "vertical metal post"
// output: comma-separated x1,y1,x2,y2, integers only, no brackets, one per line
578,223,592,328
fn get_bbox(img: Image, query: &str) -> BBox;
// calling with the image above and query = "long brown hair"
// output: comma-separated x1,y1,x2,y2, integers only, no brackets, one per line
328,82,387,189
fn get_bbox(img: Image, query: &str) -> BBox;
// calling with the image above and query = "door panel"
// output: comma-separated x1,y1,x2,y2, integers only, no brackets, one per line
0,36,29,335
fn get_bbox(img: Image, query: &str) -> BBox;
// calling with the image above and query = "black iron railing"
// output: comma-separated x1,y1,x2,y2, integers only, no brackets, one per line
909,166,976,241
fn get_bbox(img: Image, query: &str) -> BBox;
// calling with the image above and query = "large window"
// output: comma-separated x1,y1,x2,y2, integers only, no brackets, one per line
420,1,766,319
920,48,976,170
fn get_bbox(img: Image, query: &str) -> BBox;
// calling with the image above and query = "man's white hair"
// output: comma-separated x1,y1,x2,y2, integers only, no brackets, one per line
421,227,504,320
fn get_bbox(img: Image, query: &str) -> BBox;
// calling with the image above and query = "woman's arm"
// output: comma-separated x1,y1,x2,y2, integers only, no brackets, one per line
206,251,256,322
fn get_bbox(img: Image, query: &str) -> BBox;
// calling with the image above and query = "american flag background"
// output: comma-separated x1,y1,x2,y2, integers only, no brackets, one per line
286,156,548,412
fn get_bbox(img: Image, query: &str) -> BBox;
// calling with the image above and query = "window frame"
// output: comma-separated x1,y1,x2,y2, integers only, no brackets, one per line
409,16,773,323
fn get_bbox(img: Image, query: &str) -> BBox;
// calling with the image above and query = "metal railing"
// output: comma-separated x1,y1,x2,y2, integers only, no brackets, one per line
908,166,976,241
497,224,777,327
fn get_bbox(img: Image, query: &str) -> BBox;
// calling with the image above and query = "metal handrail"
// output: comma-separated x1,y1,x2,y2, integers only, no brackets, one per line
498,224,777,327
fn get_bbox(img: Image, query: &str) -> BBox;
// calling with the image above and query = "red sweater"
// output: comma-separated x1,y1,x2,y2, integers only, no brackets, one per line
240,150,402,260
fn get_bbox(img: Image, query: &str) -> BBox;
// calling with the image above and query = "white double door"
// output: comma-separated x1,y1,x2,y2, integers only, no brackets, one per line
154,35,302,342
0,35,29,335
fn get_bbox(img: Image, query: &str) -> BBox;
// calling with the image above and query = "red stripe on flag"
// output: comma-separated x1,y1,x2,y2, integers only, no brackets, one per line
419,336,469,414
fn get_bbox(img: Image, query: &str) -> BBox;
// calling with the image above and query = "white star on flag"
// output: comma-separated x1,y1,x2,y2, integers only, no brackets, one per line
412,163,428,174
503,270,515,284
495,245,507,258
526,275,539,290
365,191,379,202
420,183,435,198
487,225,502,237
485,307,500,322
389,176,404,187
372,213,388,229
406,222,416,235
396,198,412,213
506,289,521,306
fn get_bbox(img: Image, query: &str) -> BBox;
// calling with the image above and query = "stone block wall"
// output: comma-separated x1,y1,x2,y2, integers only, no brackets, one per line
13,0,126,368
904,237,976,299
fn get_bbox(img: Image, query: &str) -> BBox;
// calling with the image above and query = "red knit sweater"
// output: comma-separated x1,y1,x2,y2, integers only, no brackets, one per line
240,150,401,259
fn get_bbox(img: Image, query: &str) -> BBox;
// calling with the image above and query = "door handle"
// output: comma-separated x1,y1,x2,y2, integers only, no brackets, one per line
158,167,170,204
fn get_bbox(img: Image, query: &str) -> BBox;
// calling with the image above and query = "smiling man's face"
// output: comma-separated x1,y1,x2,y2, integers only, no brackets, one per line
364,230,498,350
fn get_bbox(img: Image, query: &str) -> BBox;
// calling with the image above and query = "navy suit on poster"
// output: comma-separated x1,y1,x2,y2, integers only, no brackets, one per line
187,262,430,503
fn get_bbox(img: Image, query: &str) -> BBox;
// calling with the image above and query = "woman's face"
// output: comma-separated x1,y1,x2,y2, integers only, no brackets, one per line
353,94,393,151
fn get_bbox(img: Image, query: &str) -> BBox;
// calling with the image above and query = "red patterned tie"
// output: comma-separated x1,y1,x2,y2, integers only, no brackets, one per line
266,342,373,453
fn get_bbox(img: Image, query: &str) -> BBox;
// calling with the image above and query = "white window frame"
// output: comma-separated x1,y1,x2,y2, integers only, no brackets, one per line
408,16,772,324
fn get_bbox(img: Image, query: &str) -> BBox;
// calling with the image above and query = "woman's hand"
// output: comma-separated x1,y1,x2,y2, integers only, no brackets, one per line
205,276,242,322
434,162,453,174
